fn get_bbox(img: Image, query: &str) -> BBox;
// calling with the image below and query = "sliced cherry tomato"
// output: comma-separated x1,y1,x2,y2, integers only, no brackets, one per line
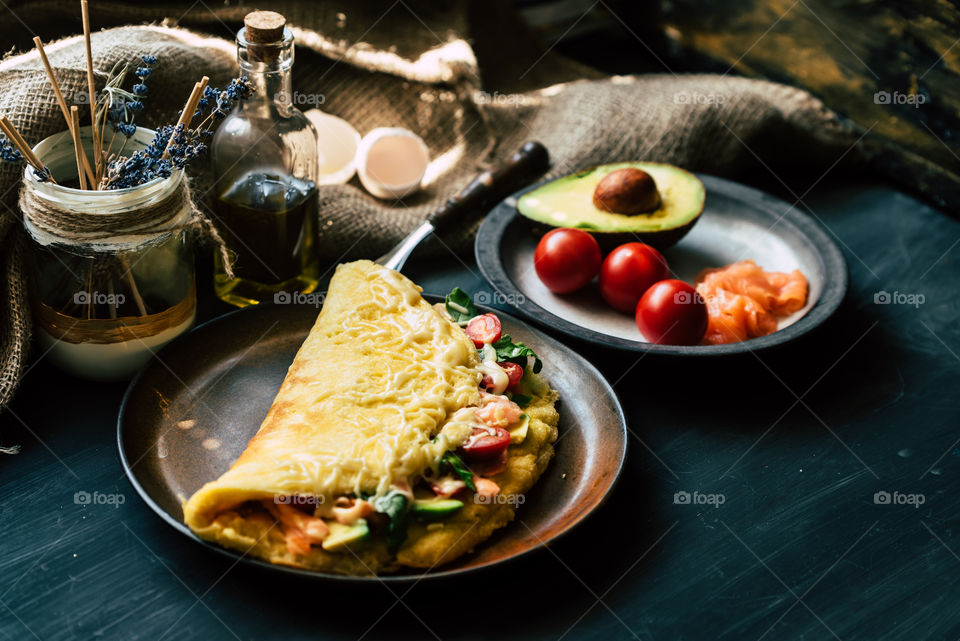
499,362,524,386
534,228,602,294
635,279,708,345
461,426,511,461
599,242,669,313
464,313,502,347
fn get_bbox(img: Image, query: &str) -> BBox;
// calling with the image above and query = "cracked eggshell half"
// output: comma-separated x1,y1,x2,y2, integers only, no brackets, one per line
304,109,361,185
356,127,430,199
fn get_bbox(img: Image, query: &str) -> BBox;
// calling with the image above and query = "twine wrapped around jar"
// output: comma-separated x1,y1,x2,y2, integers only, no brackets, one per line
19,173,234,279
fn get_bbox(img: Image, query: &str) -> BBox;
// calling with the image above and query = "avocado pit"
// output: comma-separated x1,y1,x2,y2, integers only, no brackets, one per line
592,168,661,215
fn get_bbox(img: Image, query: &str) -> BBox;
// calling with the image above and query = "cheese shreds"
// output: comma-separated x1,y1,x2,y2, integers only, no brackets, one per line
183,260,484,529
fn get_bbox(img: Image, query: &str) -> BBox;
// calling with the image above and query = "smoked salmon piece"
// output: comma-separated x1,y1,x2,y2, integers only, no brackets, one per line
695,260,808,345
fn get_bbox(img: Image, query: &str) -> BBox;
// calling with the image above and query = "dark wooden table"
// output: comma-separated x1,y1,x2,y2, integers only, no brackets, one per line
2,176,959,640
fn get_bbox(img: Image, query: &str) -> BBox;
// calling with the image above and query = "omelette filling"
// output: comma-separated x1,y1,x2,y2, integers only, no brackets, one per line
215,287,544,558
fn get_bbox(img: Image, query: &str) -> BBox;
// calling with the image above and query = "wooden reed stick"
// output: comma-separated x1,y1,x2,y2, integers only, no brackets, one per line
85,266,94,319
161,76,208,160
106,277,117,319
69,107,87,189
81,0,98,175
34,37,96,186
120,258,148,316
0,116,56,184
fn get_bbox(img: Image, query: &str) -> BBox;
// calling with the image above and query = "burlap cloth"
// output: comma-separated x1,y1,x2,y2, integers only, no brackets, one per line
0,1,865,416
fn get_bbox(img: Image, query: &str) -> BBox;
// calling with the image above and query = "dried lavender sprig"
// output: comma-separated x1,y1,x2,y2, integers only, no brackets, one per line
103,76,254,190
0,137,23,163
99,54,157,160
0,119,53,183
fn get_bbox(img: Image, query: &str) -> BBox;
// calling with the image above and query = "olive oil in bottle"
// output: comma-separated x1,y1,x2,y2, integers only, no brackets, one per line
213,172,318,306
211,10,320,307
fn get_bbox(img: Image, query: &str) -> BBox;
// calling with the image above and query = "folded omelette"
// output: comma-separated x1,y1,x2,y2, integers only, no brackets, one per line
183,260,559,575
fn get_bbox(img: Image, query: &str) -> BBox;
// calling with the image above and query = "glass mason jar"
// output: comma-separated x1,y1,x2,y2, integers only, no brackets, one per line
22,126,196,381
211,12,320,307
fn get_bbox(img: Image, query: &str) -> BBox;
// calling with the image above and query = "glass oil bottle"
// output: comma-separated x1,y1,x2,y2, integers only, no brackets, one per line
211,10,319,307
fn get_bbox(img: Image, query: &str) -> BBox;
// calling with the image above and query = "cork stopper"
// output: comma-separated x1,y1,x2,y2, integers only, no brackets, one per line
244,11,286,43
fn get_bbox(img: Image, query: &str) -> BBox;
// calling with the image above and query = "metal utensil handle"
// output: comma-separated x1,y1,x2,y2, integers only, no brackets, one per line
377,220,435,271
426,140,550,233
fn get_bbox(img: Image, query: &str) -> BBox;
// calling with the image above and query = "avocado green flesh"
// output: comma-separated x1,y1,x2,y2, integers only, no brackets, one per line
411,499,463,521
321,518,370,552
517,162,705,233
509,414,529,444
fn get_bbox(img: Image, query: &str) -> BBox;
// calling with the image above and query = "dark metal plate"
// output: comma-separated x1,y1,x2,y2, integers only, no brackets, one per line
117,297,627,582
475,174,848,355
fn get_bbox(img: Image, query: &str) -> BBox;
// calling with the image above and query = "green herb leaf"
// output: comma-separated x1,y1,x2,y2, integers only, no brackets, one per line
492,335,543,374
441,450,477,492
372,490,411,553
508,393,533,408
445,287,478,325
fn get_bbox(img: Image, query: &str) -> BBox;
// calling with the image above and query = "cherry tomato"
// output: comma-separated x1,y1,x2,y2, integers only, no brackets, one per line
499,362,524,386
534,228,602,294
635,279,708,345
599,242,669,313
461,426,511,461
465,313,502,348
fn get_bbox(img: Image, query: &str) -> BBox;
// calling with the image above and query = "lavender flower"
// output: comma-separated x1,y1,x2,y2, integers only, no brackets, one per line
103,146,173,189
0,137,22,163
103,77,254,189
101,54,157,141
0,137,51,182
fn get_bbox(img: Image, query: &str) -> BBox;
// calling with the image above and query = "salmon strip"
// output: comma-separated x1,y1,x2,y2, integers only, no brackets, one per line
698,288,777,344
696,260,808,345
265,501,330,555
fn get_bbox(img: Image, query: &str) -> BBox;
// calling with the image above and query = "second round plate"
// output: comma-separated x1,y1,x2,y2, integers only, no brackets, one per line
475,174,848,355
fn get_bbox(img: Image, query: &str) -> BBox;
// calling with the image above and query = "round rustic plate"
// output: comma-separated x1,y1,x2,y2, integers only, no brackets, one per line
117,297,627,582
475,174,848,355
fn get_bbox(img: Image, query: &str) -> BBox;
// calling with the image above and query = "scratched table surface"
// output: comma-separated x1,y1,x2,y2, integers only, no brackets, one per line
2,176,959,641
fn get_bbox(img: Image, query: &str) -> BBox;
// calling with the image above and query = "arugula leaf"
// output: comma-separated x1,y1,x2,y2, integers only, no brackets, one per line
445,288,478,325
372,491,411,553
492,335,543,374
441,450,476,492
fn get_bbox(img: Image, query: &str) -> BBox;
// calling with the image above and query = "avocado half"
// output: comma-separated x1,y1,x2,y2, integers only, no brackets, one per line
516,162,706,250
